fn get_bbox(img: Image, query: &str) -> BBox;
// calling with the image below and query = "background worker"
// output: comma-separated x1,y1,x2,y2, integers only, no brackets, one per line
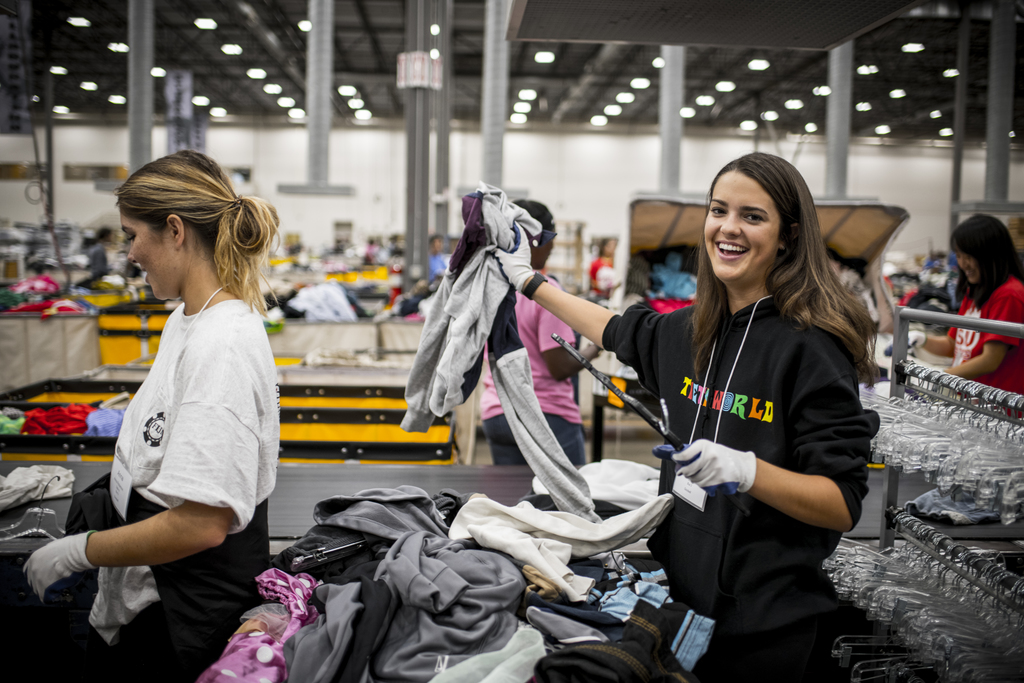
480,199,601,466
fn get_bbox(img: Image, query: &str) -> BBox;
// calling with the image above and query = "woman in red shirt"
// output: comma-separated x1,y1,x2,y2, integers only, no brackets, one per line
918,215,1024,392
589,237,618,298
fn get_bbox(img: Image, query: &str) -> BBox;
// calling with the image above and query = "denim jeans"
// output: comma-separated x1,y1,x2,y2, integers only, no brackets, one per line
483,413,586,466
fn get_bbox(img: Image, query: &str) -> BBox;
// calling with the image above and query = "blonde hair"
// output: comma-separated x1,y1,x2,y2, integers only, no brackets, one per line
114,150,278,314
693,153,876,383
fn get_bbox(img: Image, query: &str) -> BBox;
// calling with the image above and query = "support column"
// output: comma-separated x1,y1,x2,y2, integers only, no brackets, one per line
433,0,453,237
404,0,431,289
950,2,970,233
278,0,353,196
984,0,1015,202
306,0,332,186
825,41,853,199
127,0,154,174
658,46,684,194
44,68,54,214
480,0,509,187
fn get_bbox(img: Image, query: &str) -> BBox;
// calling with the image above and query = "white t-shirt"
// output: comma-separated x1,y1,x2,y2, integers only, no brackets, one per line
91,298,280,642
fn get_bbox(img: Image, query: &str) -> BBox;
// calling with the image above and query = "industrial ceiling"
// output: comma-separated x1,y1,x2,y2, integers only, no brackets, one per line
24,0,1024,141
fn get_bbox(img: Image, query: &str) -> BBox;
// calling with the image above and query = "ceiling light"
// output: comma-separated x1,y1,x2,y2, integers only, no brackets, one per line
348,98,364,109
430,24,440,36
739,120,758,131
943,68,959,78
108,43,129,53
630,77,650,89
221,44,243,55
430,49,440,59
53,106,70,114
264,83,283,95
518,89,537,101
298,20,311,32
875,124,891,135
67,17,91,27
715,81,736,92
695,95,715,106
247,68,267,79
652,57,665,68
151,67,166,77
785,99,804,110
514,102,532,113
615,92,635,104
748,59,770,71
939,128,953,136
930,110,942,118
889,89,906,99
510,113,528,124
80,81,98,91
277,96,295,107
50,66,68,75
354,109,372,120
108,95,126,104
288,108,305,119
192,96,210,106
856,64,879,75
813,85,831,96
194,18,217,30
856,102,872,111
901,43,925,53
590,115,608,126
210,107,227,117
680,107,696,118
32,95,39,102
805,122,818,133
338,85,357,97
1009,131,1015,138
534,51,555,64
604,104,622,116
761,110,779,121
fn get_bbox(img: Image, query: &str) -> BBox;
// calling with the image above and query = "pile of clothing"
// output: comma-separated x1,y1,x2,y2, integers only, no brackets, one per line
199,485,713,683
11,404,124,437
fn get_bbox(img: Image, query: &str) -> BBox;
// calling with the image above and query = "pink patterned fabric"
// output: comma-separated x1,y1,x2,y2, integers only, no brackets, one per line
196,568,320,683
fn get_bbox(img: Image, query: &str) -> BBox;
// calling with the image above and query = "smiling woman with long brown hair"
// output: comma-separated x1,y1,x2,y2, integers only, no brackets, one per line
495,152,879,682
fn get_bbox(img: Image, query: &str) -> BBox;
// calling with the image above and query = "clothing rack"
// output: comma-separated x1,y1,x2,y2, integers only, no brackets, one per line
881,305,1024,547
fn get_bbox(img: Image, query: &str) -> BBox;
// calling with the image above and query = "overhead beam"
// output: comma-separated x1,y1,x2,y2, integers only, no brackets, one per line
551,44,632,123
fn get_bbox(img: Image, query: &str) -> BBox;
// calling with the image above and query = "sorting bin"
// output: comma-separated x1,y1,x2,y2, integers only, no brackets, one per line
0,379,455,465
97,302,173,365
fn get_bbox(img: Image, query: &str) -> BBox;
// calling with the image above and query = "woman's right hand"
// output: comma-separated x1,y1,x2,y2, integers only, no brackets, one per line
494,222,535,292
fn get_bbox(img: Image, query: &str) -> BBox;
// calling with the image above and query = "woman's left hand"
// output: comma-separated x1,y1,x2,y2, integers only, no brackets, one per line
664,439,758,496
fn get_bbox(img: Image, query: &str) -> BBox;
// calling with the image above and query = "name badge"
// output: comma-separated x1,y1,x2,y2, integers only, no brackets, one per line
672,474,707,512
110,454,132,521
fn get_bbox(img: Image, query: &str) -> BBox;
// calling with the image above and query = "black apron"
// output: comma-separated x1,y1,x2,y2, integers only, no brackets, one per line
68,473,269,676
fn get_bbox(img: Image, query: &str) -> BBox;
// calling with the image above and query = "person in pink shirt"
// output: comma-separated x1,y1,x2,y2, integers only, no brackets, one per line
480,200,602,465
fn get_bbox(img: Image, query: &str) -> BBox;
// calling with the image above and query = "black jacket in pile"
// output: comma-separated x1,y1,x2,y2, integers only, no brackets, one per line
603,299,878,637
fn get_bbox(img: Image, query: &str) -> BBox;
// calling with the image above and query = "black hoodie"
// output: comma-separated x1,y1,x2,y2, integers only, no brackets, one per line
603,299,878,637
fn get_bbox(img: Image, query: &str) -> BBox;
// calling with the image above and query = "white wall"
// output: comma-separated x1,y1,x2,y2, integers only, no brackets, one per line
1,123,1021,257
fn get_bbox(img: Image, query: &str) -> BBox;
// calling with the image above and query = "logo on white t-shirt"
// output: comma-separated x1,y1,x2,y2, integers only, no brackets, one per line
143,412,165,446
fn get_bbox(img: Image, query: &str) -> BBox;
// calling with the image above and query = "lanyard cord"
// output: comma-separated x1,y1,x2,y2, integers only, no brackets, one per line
185,287,223,333
688,296,771,445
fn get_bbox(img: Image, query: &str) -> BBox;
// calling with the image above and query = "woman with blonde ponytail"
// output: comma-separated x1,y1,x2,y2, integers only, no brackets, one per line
25,150,281,681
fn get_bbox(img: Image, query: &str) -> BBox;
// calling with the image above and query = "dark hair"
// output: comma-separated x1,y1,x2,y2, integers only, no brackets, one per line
114,150,279,314
951,214,1024,308
693,152,876,383
96,227,112,241
515,199,555,234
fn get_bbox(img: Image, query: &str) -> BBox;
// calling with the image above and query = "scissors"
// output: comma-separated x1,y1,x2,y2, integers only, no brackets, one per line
551,333,750,517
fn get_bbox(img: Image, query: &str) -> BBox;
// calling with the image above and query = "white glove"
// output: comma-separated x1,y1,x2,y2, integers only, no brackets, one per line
674,439,758,495
494,221,536,292
908,331,927,348
24,533,96,601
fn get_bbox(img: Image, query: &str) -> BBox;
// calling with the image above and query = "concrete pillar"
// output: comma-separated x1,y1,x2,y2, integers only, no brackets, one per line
984,0,1015,201
433,0,453,236
658,46,684,194
950,2,970,233
480,0,509,187
825,41,853,199
306,0,333,186
404,0,431,288
127,0,154,173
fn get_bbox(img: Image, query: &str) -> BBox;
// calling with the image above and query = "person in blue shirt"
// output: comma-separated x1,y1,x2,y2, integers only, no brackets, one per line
428,234,448,282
